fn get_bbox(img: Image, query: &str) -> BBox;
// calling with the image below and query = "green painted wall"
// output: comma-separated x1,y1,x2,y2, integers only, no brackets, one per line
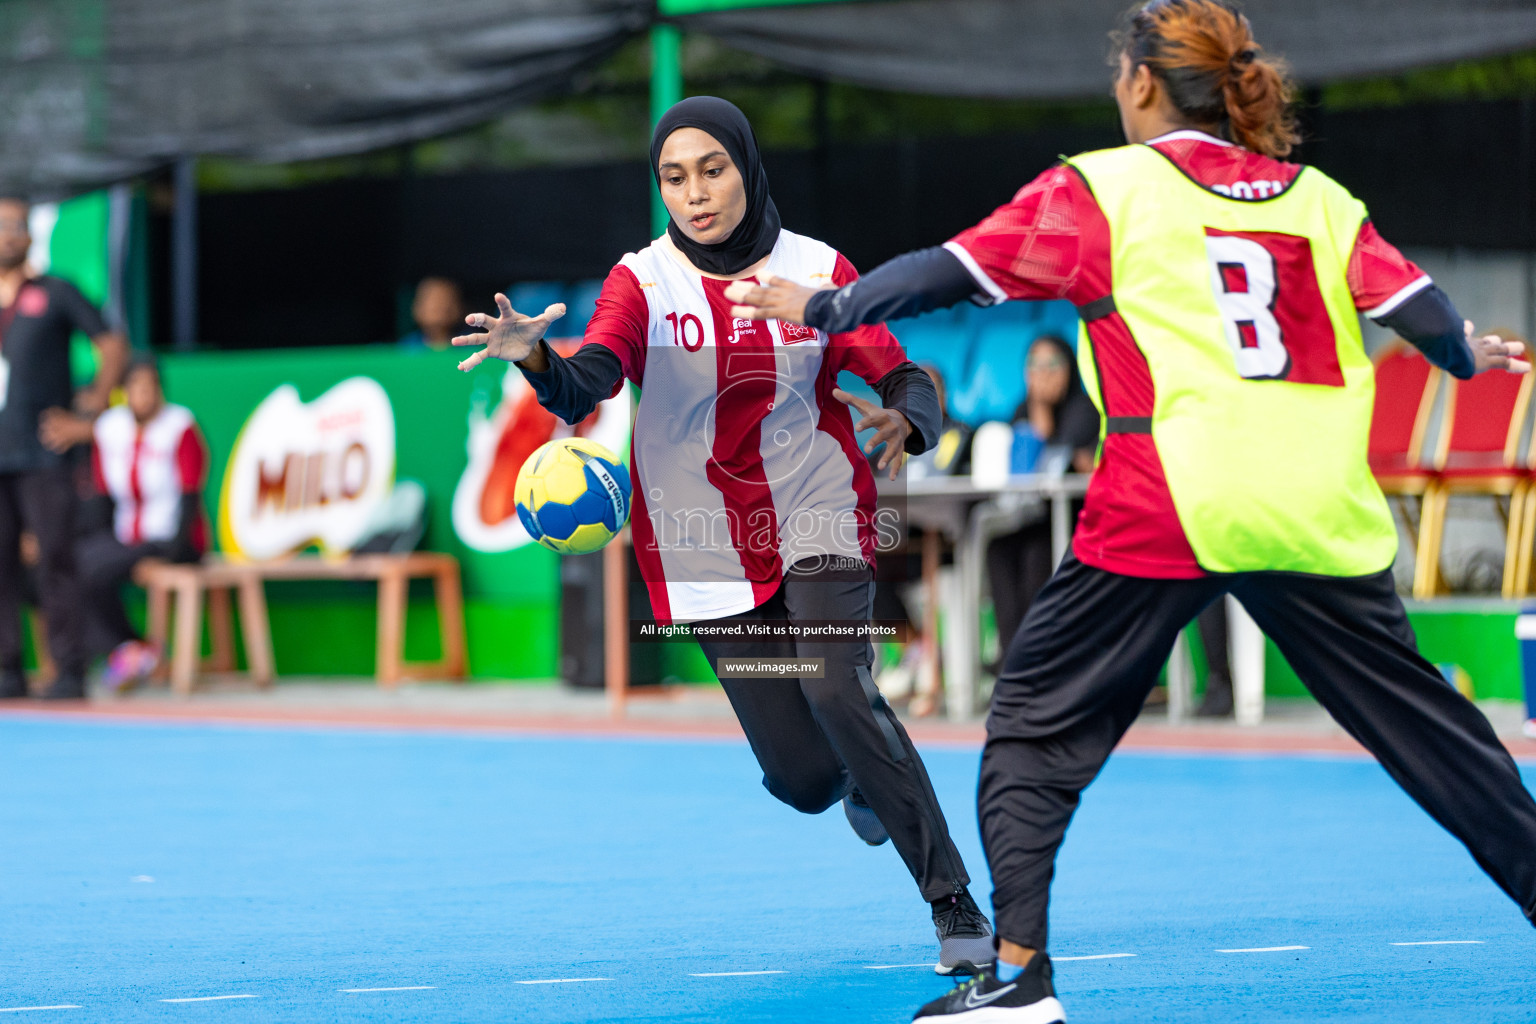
1260,602,1523,702
42,191,113,386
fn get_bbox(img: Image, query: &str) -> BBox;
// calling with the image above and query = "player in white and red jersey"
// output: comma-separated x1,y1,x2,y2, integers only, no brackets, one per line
730,3,1536,1021
83,357,208,689
451,97,996,975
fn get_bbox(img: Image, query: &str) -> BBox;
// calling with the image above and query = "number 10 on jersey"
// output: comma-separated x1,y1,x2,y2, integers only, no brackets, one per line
665,311,705,352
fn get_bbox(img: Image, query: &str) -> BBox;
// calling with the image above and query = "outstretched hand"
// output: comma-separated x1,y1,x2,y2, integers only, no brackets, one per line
724,274,826,326
834,387,909,480
452,293,567,372
1467,321,1530,375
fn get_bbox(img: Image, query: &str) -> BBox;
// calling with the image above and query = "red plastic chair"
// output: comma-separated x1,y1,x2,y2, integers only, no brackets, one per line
1414,338,1533,597
1368,343,1441,512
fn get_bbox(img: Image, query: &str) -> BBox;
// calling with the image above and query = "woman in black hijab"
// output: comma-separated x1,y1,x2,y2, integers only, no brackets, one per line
648,95,782,276
451,97,995,976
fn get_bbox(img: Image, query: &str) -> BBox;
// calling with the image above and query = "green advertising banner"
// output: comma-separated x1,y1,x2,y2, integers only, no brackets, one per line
159,344,617,679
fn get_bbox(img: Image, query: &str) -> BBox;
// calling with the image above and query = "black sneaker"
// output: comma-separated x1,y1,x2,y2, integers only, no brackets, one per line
933,888,996,976
39,674,86,701
842,788,889,846
914,955,1065,1022
0,669,27,699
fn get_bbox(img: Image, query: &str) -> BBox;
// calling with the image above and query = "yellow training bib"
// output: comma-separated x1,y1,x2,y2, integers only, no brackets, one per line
1067,144,1397,577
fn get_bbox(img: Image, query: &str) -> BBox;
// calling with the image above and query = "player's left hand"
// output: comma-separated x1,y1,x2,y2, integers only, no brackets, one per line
724,274,827,325
1467,320,1530,375
833,387,909,481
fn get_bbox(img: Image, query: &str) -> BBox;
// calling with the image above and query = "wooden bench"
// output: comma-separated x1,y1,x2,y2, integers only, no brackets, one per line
134,552,467,695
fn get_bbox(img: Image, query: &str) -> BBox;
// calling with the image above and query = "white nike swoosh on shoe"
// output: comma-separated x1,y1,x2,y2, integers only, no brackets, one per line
964,982,1016,1008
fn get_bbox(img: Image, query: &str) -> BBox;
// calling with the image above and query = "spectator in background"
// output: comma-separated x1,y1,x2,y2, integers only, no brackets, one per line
78,356,208,691
0,196,128,700
985,334,1099,654
398,277,463,351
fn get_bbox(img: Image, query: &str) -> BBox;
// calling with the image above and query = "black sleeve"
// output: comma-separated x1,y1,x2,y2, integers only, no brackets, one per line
803,247,982,335
1373,284,1475,380
871,361,942,455
516,340,625,425
51,278,107,337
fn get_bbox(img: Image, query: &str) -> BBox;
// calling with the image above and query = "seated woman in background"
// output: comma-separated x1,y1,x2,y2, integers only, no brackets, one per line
986,333,1099,654
80,356,209,691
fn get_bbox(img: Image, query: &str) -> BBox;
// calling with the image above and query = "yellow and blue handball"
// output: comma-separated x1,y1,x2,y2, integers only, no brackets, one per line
515,438,632,555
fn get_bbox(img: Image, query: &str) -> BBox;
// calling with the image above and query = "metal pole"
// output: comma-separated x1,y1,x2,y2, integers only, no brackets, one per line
649,23,683,239
171,157,198,351
105,183,132,338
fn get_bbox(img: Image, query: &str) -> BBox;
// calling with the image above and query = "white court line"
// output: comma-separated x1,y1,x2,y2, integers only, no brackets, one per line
1390,940,1484,946
863,964,935,970
514,978,610,986
1054,953,1137,962
0,1008,81,1014
340,986,437,992
689,971,786,977
1216,946,1309,954
159,995,259,1003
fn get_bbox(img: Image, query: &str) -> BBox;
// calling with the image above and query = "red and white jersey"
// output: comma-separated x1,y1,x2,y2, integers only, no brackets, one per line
92,403,209,552
583,230,906,623
946,129,1430,578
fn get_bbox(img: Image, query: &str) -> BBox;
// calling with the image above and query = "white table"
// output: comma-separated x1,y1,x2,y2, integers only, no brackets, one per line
880,474,1089,720
882,474,1265,723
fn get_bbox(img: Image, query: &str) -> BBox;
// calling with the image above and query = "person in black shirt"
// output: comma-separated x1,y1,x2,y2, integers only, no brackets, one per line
985,334,1099,651
0,196,128,700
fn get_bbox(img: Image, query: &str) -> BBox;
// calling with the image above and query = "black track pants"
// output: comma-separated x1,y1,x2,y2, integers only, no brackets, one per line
697,559,971,902
0,469,83,677
981,552,1536,949
75,530,184,661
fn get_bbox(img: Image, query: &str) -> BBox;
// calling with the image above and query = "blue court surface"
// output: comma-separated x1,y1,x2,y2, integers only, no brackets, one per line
2,714,1532,1023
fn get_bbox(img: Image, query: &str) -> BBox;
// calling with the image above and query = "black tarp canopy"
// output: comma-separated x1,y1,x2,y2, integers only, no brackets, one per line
690,0,1536,99
3,0,1535,195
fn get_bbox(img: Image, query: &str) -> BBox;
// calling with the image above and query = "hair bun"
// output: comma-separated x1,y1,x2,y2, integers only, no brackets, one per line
1118,0,1299,158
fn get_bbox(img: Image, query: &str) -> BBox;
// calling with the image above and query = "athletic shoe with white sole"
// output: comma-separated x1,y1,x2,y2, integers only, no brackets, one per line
933,889,996,976
913,955,1065,1023
842,788,889,846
